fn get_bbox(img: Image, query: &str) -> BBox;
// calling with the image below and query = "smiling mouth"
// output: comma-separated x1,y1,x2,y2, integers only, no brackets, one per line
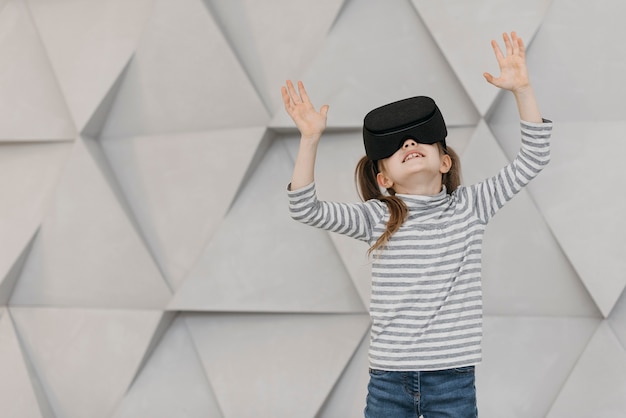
403,152,424,162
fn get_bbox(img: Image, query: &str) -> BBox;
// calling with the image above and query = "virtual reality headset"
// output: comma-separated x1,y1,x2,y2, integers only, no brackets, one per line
362,96,447,162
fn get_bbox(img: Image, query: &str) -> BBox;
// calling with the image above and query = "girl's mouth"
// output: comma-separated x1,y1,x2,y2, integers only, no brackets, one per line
403,152,424,162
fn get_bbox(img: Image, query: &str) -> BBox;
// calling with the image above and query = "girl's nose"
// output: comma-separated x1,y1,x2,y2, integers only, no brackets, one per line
403,139,417,148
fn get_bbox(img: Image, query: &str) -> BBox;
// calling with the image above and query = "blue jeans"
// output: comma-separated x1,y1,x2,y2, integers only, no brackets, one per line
364,366,478,418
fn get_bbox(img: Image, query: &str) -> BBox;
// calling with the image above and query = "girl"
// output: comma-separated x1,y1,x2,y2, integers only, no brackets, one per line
283,32,551,418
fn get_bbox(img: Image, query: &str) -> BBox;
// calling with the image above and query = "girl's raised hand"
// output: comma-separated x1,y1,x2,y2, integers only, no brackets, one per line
483,32,531,93
281,80,329,139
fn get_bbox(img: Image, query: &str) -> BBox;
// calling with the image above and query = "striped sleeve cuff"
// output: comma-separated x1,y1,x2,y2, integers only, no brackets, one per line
520,118,553,130
287,181,315,196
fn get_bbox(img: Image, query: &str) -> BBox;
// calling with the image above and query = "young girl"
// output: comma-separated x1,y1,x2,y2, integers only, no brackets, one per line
283,32,551,418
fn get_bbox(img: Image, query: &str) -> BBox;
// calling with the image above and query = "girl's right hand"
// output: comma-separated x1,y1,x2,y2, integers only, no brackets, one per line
281,80,329,140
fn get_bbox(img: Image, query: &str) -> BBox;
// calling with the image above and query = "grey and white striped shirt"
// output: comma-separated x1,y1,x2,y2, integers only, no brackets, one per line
288,119,552,371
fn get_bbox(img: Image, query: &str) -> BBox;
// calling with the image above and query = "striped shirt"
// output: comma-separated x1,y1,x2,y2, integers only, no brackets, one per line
287,119,552,371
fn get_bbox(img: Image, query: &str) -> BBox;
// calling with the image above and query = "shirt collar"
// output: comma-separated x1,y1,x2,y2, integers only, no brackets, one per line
396,186,449,208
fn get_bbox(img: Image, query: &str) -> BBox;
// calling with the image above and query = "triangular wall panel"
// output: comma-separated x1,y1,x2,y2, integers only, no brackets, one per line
608,287,626,351
100,0,269,138
519,0,626,123
491,116,626,317
99,127,268,290
413,0,552,116
112,316,223,418
316,332,370,418
10,307,165,418
462,121,598,316
10,138,171,309
25,0,155,133
169,139,365,313
478,315,600,417
269,0,479,129
81,63,129,139
0,309,44,418
547,322,626,417
0,237,33,306
0,141,71,288
204,0,344,111
184,313,370,418
0,0,75,140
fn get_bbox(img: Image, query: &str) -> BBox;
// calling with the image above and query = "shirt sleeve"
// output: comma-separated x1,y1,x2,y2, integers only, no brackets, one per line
468,118,552,224
287,182,386,243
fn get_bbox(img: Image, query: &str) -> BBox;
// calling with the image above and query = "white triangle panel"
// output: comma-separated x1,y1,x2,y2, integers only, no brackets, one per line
0,309,44,418
446,125,479,157
413,0,551,116
112,316,223,418
100,127,267,290
547,322,626,417
10,307,164,418
25,0,155,132
0,237,33,306
462,121,598,316
10,138,171,309
100,0,269,138
608,288,626,350
81,63,128,139
205,0,344,111
317,331,370,418
269,0,479,129
521,0,626,123
0,0,75,140
0,142,71,288
327,234,372,308
478,315,600,418
491,118,626,317
169,140,365,313
184,313,370,418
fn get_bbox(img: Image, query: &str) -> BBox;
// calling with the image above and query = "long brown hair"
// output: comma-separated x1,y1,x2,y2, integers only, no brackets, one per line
355,143,461,254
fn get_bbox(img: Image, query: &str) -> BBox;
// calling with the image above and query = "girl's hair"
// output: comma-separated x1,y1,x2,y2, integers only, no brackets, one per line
355,143,461,254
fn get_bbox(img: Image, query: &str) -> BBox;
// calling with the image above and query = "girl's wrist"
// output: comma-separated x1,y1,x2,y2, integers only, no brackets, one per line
512,83,533,95
300,133,322,144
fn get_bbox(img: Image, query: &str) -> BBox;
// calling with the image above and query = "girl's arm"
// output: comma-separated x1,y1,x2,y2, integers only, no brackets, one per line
483,32,543,123
468,120,551,224
287,182,385,243
469,32,552,223
281,80,329,190
282,80,386,243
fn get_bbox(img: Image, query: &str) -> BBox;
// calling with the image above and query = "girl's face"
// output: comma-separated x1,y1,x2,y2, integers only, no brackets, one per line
376,139,451,195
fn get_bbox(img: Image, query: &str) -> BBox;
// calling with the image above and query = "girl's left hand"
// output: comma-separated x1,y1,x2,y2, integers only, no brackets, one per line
483,32,531,93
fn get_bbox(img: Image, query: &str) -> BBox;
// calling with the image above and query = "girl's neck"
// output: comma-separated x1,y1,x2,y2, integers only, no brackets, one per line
393,177,444,196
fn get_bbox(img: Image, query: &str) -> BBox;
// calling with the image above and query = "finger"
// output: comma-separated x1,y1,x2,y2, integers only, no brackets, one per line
514,33,526,59
286,79,301,103
281,86,292,110
297,80,311,104
320,104,329,118
484,74,504,89
510,31,520,56
491,39,504,62
502,32,513,56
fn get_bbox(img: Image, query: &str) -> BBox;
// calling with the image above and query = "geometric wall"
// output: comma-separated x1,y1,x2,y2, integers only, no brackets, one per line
1,0,625,417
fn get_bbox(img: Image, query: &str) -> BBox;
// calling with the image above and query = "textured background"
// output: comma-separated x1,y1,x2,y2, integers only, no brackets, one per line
1,0,625,417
